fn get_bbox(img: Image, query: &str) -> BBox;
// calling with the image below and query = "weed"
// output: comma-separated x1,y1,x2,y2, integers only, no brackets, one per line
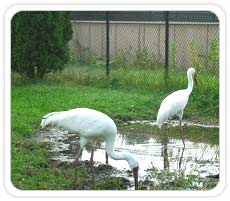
133,48,150,68
207,39,219,72
111,48,129,68
189,42,202,73
95,177,130,190
147,167,218,190
170,42,177,68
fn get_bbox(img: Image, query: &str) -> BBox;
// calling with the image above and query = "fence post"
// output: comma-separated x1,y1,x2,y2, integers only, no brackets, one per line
164,11,169,84
106,11,110,78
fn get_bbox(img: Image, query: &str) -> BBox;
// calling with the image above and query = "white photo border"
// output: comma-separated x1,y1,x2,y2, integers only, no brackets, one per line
4,4,226,197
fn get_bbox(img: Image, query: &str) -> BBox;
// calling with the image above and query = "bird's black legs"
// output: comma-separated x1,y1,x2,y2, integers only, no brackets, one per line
162,133,169,170
90,147,95,189
132,167,139,190
179,120,185,147
105,152,108,164
90,147,94,163
165,122,169,136
74,148,83,189
178,146,185,172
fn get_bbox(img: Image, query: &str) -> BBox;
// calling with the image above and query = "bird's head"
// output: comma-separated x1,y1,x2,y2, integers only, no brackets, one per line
40,112,60,129
188,67,198,86
127,155,139,190
40,118,47,129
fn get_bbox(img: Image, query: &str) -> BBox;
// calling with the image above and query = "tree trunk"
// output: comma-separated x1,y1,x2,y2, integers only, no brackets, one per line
25,66,36,80
37,66,46,79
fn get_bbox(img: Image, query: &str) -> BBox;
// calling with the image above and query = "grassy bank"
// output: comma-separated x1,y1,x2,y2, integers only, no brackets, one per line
11,64,219,190
13,64,219,122
45,65,219,119
44,64,218,93
10,84,157,189
12,82,218,136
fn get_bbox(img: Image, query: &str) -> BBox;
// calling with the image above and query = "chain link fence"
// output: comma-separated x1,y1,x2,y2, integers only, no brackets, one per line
68,11,219,91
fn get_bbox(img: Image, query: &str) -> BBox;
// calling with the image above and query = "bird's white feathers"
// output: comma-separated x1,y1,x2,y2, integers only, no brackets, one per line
156,68,196,128
41,108,116,138
41,112,61,128
157,90,189,128
40,108,139,169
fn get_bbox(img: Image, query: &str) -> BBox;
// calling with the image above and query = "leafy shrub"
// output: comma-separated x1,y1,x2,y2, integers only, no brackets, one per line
11,11,73,79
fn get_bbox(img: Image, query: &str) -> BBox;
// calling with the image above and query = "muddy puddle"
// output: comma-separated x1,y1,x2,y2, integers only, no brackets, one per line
34,120,219,190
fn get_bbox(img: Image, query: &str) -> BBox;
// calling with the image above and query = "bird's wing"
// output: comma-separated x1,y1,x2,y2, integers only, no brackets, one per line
57,108,117,138
162,89,189,111
157,90,189,123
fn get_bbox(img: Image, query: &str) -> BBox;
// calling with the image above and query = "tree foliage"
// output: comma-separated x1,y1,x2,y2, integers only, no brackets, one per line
11,11,73,79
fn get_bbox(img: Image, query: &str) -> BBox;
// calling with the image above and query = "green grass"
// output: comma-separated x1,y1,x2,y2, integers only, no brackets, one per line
42,64,218,92
11,64,219,190
43,64,218,121
13,64,218,121
10,84,156,189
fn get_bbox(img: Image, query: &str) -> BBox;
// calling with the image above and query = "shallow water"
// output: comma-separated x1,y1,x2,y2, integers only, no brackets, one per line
35,120,219,190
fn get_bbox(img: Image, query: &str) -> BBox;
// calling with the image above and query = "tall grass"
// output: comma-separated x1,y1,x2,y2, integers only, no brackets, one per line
41,64,218,95
12,64,219,121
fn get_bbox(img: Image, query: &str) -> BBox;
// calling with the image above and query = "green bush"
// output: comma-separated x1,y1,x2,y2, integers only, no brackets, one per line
11,11,73,79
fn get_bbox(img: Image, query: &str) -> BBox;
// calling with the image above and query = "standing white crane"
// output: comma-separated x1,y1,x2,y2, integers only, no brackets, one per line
40,108,139,190
156,68,197,146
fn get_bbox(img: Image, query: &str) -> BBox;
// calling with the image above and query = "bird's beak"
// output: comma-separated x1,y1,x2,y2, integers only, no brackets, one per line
132,166,139,190
194,74,198,86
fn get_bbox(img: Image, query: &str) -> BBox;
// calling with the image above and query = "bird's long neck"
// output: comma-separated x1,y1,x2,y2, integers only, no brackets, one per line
186,71,194,95
105,134,139,190
105,135,137,169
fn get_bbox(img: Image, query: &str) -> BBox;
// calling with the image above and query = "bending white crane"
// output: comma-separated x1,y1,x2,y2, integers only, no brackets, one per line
156,68,197,146
40,108,139,190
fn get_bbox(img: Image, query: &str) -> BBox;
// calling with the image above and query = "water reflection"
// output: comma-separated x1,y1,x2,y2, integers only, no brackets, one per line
35,123,219,186
162,133,169,170
109,125,218,179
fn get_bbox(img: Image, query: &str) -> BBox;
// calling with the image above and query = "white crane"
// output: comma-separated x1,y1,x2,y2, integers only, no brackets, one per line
156,68,197,146
40,108,139,190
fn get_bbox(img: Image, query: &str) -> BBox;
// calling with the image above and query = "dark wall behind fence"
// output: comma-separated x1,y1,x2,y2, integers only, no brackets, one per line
68,11,219,72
